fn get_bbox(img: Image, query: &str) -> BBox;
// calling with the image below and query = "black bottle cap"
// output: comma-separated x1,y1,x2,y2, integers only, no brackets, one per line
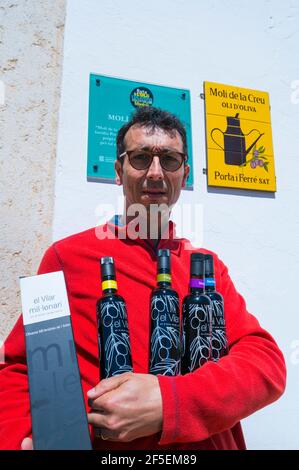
204,254,214,276
190,252,205,277
157,249,170,272
100,256,115,278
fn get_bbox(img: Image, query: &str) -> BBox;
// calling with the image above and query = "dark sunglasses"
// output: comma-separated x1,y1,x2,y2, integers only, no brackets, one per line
119,149,187,172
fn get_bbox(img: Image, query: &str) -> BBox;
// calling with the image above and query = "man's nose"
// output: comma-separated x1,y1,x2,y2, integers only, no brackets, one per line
146,156,164,180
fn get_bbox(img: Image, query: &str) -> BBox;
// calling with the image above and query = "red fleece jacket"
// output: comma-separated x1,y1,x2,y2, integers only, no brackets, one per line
0,221,286,450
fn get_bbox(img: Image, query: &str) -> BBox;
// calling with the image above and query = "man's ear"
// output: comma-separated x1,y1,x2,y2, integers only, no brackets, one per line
182,163,190,188
115,159,123,186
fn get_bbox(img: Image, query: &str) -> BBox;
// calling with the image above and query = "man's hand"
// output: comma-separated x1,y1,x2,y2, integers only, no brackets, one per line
21,437,33,450
87,372,163,442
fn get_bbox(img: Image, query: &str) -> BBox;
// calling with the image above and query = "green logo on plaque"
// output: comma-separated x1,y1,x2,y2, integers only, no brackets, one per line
130,87,153,108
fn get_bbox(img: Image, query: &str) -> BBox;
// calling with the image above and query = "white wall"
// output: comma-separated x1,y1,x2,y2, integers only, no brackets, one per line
54,0,299,449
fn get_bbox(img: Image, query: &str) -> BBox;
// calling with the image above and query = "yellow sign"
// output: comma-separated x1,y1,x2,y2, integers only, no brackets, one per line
204,81,276,191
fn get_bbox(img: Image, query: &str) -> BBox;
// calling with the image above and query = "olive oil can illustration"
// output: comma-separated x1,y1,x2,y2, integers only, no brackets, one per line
204,81,276,192
211,112,264,166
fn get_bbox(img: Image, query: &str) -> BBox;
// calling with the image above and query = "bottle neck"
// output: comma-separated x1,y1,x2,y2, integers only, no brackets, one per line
189,277,205,294
157,272,172,288
102,278,118,295
205,275,216,293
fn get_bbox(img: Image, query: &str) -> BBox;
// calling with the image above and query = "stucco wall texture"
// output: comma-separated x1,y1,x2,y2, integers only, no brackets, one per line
0,0,66,339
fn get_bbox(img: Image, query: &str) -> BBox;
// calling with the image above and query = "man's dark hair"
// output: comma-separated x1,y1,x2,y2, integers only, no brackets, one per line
116,107,188,160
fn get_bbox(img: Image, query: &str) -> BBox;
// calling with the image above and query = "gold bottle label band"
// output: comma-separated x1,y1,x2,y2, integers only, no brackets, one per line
102,280,117,291
157,273,171,283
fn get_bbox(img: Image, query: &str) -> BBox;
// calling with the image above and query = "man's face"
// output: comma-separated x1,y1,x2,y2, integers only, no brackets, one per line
115,124,190,213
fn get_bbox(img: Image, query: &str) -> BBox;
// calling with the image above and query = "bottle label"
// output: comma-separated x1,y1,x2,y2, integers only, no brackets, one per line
205,278,216,287
182,302,212,372
98,298,132,377
189,278,204,289
157,273,171,283
102,280,117,291
210,299,228,361
150,293,180,376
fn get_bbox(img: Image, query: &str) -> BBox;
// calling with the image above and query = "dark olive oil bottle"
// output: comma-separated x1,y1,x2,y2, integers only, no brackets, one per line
182,253,212,373
149,249,181,376
96,257,133,378
204,254,228,361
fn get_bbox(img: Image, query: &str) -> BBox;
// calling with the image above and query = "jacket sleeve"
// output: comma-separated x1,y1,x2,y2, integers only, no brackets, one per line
0,245,63,450
158,254,286,445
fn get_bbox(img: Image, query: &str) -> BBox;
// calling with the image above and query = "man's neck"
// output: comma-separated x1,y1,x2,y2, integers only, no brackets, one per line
119,213,170,242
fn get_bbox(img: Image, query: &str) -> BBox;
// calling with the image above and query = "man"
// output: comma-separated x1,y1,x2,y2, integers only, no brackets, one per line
0,107,286,450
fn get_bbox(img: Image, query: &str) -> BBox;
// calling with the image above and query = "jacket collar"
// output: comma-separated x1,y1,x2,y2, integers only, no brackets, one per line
106,218,182,256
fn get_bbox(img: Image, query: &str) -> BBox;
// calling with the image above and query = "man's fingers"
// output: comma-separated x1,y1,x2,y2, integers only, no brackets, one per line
21,437,33,450
87,411,107,428
88,396,107,411
87,372,132,400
